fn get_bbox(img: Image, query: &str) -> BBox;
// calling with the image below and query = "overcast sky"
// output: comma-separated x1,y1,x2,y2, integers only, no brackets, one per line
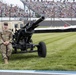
2,0,75,9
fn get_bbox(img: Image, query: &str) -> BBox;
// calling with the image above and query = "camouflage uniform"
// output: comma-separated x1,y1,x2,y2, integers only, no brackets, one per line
0,29,12,60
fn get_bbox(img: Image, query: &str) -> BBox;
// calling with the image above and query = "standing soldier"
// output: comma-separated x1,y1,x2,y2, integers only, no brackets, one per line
0,23,12,64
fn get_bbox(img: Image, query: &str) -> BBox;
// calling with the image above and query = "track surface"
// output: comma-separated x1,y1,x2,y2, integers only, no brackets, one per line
0,70,76,75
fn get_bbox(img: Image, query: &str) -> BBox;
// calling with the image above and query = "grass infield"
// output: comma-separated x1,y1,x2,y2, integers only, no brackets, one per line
0,32,76,70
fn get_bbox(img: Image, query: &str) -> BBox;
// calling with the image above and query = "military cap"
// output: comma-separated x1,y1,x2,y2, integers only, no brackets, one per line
4,23,8,26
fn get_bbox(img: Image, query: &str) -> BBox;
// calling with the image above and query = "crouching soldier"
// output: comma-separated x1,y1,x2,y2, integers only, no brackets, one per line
0,23,12,64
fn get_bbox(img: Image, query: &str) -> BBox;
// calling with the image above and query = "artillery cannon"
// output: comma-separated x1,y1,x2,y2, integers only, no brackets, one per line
12,16,46,57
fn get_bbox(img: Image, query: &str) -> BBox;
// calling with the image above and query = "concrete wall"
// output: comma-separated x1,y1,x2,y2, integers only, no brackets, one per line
39,21,76,27
24,19,76,27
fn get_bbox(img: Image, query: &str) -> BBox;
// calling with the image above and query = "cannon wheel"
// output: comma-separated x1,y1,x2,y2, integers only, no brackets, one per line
38,42,46,57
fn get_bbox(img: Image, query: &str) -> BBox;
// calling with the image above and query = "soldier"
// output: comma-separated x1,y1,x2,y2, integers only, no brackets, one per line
0,23,12,64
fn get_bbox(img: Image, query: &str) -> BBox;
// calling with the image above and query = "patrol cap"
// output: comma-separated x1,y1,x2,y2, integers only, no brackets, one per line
4,23,8,26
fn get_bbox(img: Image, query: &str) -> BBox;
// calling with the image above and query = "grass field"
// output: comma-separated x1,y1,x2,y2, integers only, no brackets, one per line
0,32,76,70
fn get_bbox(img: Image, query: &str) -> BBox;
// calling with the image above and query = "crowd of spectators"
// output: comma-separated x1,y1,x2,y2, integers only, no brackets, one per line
0,1,27,17
0,1,76,18
23,0,76,18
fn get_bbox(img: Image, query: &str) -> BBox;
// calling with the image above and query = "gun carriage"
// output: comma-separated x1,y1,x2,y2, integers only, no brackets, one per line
12,16,46,57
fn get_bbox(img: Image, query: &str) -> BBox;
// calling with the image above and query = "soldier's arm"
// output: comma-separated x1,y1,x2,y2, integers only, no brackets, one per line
9,31,13,43
0,31,4,44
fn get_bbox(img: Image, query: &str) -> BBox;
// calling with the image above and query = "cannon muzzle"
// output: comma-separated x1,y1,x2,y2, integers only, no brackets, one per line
33,16,45,25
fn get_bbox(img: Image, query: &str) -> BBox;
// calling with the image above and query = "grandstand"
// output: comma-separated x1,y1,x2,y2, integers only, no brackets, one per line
0,0,76,18
0,1,27,18
21,0,76,18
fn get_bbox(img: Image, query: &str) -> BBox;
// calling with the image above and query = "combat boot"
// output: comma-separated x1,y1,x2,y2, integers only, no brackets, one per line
4,59,8,64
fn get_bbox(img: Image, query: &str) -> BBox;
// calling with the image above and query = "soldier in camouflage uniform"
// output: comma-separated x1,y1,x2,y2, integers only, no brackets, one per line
0,23,12,64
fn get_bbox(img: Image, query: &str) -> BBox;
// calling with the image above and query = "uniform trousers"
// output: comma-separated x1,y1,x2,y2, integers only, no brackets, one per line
0,43,12,59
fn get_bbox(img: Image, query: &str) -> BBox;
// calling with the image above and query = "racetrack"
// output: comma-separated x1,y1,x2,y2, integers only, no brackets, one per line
0,70,76,75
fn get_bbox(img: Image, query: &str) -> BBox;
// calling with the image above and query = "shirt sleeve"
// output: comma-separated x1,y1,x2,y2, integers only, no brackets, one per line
0,31,4,44
9,31,13,43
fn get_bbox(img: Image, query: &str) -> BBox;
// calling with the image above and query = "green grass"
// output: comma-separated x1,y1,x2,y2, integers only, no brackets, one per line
0,32,76,70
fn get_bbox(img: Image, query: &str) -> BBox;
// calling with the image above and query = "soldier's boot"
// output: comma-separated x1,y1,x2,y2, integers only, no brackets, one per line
4,59,8,64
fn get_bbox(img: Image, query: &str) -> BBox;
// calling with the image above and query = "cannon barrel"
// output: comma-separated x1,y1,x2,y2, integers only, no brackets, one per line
17,16,45,31
32,16,45,26
26,16,45,31
21,16,45,31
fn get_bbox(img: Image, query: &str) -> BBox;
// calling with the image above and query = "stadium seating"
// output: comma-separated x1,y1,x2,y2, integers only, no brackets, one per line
0,1,76,18
22,0,76,18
